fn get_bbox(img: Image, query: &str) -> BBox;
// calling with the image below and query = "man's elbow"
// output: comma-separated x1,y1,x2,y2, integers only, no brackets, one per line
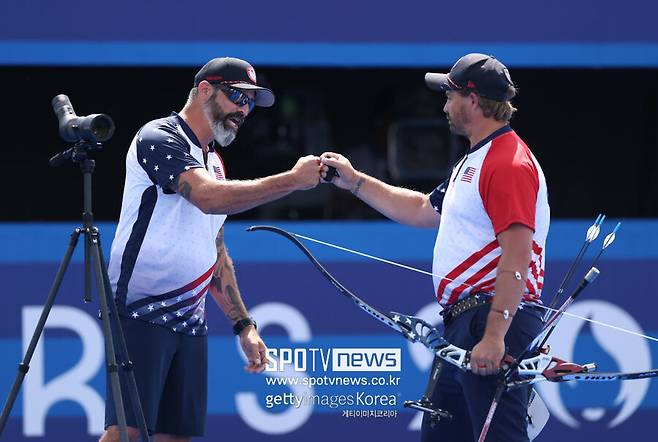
192,190,237,215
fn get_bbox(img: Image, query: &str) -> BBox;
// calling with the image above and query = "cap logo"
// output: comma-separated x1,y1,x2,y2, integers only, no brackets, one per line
206,75,222,82
246,66,257,84
467,80,477,89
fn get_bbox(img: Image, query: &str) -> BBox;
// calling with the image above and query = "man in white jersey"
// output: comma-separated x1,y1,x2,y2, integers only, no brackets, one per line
100,57,322,442
321,53,549,442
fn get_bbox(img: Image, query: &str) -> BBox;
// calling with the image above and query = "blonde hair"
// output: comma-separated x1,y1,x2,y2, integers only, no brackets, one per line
460,89,518,123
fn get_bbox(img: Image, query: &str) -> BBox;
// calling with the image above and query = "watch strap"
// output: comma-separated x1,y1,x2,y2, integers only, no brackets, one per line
233,317,257,335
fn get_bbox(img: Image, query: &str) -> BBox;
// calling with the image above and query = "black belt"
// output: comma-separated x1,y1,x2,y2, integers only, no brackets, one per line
441,293,492,325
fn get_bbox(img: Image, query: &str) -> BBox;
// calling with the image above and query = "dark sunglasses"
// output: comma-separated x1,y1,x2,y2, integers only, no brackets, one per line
218,85,256,112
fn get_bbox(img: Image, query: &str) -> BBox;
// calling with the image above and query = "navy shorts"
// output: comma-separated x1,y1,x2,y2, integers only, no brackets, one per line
105,316,208,437
421,303,543,442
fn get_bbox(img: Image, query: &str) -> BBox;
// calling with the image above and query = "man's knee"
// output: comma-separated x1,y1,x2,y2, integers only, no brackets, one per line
99,425,141,442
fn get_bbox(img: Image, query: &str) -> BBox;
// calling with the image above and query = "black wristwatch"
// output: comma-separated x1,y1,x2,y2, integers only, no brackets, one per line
233,317,257,335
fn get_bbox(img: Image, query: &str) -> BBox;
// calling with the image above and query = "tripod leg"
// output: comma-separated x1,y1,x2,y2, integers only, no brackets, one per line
88,233,130,442
95,230,150,442
0,228,82,435
84,229,92,303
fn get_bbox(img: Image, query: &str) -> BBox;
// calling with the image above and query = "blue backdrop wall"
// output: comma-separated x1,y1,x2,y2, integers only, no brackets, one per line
0,220,656,441
2,0,658,67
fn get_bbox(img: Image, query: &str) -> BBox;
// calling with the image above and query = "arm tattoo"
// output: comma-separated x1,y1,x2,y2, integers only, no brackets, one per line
351,177,366,197
177,179,192,200
210,226,249,323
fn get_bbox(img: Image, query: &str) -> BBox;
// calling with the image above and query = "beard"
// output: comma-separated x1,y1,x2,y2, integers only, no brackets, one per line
203,94,242,147
447,114,468,137
446,103,470,137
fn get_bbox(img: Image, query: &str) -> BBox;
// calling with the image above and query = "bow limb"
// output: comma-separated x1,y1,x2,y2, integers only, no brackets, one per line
247,225,413,338
247,225,475,371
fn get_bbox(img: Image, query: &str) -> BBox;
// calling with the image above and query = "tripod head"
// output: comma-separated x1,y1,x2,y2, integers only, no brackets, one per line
49,139,104,168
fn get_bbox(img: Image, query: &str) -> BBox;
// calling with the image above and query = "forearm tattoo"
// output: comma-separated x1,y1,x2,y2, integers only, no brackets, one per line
211,227,249,323
351,177,366,197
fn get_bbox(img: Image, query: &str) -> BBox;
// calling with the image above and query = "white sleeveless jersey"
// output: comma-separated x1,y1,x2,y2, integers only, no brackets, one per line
108,113,227,336
429,126,549,307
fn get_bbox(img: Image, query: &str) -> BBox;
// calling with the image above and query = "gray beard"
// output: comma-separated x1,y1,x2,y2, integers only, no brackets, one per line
210,120,237,147
203,104,237,147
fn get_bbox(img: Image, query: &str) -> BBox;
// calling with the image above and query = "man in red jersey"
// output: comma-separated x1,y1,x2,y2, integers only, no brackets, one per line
321,53,549,442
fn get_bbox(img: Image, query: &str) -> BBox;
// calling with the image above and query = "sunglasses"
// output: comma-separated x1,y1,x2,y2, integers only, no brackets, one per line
218,85,256,112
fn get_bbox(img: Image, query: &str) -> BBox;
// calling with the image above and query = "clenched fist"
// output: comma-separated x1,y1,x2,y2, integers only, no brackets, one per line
290,155,322,190
320,152,360,191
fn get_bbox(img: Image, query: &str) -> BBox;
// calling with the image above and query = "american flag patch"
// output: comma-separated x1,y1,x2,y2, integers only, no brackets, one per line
461,166,477,183
213,166,225,180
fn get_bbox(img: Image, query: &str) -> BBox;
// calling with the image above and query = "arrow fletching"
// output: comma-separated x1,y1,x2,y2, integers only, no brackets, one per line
586,214,605,242
602,222,621,250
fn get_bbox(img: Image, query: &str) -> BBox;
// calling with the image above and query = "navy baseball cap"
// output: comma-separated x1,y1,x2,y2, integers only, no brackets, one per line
425,53,516,102
194,57,275,107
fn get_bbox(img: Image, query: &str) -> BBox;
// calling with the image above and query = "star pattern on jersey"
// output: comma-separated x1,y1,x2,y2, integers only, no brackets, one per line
137,131,203,189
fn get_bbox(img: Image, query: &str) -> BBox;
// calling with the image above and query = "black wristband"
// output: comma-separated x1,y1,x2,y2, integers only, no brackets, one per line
233,317,257,335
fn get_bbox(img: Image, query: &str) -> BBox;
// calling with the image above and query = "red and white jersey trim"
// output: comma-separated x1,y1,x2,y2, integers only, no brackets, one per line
432,128,550,307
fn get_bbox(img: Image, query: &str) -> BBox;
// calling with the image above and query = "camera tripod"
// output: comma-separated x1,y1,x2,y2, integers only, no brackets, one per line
0,143,150,442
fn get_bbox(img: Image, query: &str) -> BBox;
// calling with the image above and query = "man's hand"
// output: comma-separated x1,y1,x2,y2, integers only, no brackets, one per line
470,335,505,376
239,326,268,373
319,152,360,191
290,155,322,190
